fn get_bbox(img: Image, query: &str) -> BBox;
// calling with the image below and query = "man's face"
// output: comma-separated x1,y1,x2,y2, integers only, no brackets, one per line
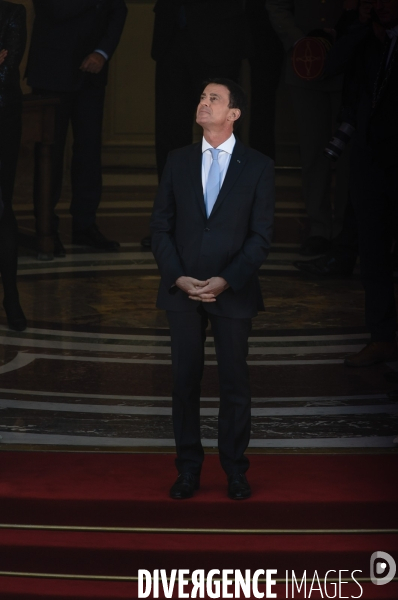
372,0,398,28
196,84,239,129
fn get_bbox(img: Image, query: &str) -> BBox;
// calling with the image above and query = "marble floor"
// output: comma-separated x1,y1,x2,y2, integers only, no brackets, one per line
1,170,397,452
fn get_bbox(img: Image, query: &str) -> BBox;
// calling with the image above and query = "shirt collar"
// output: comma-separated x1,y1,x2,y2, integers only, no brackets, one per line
202,133,236,155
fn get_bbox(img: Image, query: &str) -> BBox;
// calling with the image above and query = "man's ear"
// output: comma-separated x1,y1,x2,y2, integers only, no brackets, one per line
228,109,241,122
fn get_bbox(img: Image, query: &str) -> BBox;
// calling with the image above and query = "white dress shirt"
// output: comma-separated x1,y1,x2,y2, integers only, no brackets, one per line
201,133,236,195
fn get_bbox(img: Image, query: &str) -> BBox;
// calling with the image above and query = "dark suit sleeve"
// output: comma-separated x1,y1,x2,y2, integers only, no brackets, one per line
324,20,371,78
34,0,100,23
219,158,275,292
95,0,128,59
266,0,304,52
150,154,186,290
0,5,27,80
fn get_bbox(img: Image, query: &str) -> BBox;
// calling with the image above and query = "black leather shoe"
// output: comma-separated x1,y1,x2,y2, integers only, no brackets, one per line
54,234,66,258
294,253,355,278
227,473,251,500
170,473,200,499
140,235,152,249
72,225,120,251
344,341,398,367
299,236,331,256
3,299,27,332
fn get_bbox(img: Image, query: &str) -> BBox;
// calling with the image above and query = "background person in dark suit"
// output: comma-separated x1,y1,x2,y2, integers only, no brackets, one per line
151,0,247,181
150,79,274,500
26,0,127,255
266,0,350,256
0,0,27,331
323,0,398,367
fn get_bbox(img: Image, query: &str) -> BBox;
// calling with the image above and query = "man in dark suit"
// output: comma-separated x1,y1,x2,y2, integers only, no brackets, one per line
266,0,350,256
150,79,274,500
26,0,127,255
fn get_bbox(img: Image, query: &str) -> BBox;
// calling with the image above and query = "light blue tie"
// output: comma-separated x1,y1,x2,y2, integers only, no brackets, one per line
205,148,221,218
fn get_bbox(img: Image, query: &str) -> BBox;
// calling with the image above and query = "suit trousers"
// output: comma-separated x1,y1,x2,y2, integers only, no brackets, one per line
248,52,283,161
0,102,21,204
0,103,22,300
33,81,105,233
350,144,397,342
155,30,241,180
167,307,252,477
246,1,284,161
290,86,350,240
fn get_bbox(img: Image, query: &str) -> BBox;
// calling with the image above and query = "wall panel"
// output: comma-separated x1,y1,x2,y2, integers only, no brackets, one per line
103,0,157,167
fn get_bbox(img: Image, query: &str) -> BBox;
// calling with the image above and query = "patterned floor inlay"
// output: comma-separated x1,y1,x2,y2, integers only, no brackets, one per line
1,185,397,451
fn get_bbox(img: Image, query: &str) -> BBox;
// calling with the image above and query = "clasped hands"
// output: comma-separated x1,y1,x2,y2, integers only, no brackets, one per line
176,276,229,303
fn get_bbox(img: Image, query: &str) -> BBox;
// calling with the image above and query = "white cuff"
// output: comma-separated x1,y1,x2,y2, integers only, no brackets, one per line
94,49,109,61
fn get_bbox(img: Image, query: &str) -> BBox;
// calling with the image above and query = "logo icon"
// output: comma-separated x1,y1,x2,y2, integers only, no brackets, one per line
370,552,396,586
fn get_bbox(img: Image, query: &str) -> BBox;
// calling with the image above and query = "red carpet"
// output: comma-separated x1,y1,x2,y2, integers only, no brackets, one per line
1,452,397,528
0,579,397,600
0,452,397,599
1,529,397,576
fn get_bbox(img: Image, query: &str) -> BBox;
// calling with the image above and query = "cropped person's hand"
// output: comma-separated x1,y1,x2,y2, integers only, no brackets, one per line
175,276,209,297
80,52,106,74
188,277,229,303
0,49,8,66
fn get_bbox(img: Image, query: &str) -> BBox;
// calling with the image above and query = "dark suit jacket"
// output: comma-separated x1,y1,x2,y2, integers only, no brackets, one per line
266,0,345,90
0,1,26,107
325,20,398,168
151,0,247,66
26,0,127,92
150,138,275,319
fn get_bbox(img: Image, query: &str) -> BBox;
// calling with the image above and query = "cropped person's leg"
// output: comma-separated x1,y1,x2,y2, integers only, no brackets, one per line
331,90,350,239
0,203,18,301
293,196,358,277
155,35,196,181
249,54,281,160
353,149,396,341
69,82,105,233
345,146,397,367
32,90,72,236
246,2,284,159
0,103,26,330
291,87,335,244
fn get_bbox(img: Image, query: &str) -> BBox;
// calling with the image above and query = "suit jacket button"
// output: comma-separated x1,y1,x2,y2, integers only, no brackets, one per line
204,227,210,232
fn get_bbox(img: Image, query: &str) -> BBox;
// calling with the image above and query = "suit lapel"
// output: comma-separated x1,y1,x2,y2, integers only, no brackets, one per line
209,138,247,217
372,39,398,110
189,142,207,219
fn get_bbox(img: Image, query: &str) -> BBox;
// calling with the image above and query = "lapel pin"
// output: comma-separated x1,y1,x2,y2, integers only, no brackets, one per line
237,159,241,163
